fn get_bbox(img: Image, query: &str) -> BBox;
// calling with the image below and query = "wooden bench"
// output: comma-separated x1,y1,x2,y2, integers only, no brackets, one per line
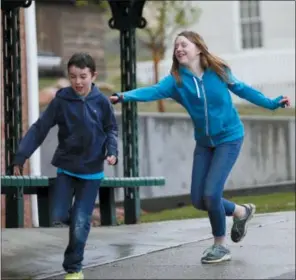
1,175,166,227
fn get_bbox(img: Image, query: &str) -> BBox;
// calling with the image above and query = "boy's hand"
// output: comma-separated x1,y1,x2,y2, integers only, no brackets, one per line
13,165,22,175
106,155,117,165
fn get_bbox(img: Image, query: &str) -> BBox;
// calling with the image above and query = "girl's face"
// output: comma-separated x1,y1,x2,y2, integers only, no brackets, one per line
174,36,201,66
68,66,97,96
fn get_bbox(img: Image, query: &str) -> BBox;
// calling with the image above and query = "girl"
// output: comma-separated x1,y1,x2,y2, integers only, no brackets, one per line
13,53,118,279
110,31,290,264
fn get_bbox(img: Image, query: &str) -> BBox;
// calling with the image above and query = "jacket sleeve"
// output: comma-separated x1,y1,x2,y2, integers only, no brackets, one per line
103,98,118,160
13,98,58,166
121,75,175,102
227,70,283,110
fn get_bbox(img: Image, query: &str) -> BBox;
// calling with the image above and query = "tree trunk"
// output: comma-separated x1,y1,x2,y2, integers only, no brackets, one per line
152,49,165,112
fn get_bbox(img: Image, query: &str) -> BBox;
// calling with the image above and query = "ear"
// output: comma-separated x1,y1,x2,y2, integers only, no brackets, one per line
92,71,98,82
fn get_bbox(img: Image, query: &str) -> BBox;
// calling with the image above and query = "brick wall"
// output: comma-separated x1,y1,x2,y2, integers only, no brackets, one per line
1,9,32,228
36,3,107,79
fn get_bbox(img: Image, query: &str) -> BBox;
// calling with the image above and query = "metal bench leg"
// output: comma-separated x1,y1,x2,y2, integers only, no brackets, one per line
99,188,117,226
124,187,141,224
37,188,52,227
5,188,24,228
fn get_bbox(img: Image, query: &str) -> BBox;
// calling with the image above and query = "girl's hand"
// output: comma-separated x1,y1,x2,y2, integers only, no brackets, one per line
109,95,119,104
279,96,291,108
109,93,122,105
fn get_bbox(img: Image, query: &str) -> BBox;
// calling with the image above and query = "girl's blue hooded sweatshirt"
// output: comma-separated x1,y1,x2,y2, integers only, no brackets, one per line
120,67,284,146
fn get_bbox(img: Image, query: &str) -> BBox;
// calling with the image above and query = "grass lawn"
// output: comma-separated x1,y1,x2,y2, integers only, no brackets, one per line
134,101,295,116
38,77,58,89
139,192,295,223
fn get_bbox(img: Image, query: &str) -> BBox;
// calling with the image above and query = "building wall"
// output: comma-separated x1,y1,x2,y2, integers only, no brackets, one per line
164,0,295,58
35,3,107,79
1,9,32,228
261,1,295,49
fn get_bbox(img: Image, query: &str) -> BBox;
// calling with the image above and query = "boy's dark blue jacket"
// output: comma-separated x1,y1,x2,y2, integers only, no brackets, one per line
13,85,118,174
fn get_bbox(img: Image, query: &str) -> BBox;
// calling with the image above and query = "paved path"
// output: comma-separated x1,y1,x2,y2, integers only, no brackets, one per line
1,211,295,279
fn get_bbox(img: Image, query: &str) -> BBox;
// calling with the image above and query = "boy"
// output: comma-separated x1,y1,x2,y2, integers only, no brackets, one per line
13,53,118,279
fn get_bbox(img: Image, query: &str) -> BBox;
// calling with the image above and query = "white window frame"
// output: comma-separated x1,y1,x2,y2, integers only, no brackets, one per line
233,0,263,52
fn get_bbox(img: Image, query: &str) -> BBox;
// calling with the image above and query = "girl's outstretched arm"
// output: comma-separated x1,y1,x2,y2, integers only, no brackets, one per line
110,75,175,103
227,70,290,110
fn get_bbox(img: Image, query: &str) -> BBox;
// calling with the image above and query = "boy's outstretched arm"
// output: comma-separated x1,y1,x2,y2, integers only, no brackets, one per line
103,99,118,165
13,98,58,167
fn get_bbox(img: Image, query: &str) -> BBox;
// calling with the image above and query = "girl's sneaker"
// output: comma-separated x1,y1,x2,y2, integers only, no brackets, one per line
201,244,231,264
231,203,256,243
64,271,84,280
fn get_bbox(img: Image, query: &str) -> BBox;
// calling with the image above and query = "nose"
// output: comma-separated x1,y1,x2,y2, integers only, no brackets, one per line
176,47,183,54
75,78,82,85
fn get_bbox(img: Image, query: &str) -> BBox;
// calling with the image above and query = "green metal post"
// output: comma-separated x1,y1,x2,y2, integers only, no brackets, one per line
2,7,24,227
2,0,32,227
108,1,147,224
120,28,141,224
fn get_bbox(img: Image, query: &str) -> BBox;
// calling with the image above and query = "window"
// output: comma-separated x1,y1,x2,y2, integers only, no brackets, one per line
239,1,263,49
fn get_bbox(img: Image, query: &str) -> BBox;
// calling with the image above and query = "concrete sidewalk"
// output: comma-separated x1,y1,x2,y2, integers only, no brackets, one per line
1,211,295,279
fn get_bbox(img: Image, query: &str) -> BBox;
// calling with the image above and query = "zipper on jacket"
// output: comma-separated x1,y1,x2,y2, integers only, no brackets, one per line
82,99,87,149
193,77,201,98
200,80,214,146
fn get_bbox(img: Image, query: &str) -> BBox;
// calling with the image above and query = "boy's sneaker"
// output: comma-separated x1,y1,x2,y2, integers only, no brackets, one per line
64,271,84,280
201,244,231,264
231,203,256,243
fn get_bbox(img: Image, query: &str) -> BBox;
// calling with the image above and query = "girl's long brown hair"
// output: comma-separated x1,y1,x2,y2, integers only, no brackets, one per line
170,31,230,85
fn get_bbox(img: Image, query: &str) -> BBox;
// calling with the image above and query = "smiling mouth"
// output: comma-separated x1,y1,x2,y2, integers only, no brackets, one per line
177,54,186,59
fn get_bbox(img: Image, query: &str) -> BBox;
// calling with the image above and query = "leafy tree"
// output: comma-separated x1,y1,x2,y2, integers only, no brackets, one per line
74,0,109,11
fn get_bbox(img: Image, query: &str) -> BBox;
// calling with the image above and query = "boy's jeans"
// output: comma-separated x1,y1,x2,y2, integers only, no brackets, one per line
190,137,243,237
51,173,101,273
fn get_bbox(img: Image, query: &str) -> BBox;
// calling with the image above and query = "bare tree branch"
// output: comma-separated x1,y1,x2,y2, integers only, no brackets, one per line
135,1,202,112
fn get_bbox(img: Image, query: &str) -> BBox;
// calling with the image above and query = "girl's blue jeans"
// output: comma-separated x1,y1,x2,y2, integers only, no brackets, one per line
190,137,243,237
51,173,100,273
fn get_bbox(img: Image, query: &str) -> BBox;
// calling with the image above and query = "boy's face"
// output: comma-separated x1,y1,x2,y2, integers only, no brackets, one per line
68,66,97,96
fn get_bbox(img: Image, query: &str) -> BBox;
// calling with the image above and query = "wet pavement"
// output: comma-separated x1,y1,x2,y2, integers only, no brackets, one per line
1,211,295,279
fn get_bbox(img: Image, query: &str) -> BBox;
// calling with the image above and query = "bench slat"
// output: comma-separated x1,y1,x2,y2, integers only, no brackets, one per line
101,177,165,187
1,176,49,187
1,176,166,188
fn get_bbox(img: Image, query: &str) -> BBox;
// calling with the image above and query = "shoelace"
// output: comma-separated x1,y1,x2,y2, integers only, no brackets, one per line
202,245,214,256
203,245,228,257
